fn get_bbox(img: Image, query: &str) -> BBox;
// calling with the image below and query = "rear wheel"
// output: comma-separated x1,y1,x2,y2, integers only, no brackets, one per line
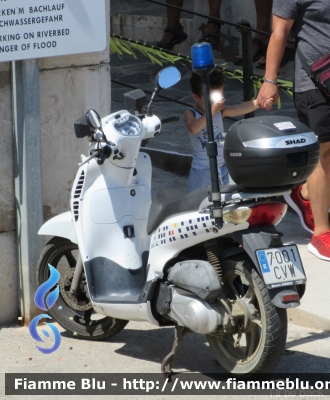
37,237,128,340
207,255,287,374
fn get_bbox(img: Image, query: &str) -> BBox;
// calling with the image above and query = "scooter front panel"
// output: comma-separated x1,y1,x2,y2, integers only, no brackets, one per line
90,186,150,223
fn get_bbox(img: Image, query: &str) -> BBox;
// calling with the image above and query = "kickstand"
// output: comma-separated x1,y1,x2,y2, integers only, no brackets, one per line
161,325,190,379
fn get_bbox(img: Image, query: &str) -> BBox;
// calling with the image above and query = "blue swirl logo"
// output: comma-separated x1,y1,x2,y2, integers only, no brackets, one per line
29,264,62,354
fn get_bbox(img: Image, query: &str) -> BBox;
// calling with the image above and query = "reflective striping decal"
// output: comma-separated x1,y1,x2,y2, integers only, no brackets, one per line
151,213,217,247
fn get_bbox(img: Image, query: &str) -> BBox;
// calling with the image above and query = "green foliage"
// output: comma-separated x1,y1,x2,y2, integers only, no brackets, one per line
110,35,184,65
110,34,294,105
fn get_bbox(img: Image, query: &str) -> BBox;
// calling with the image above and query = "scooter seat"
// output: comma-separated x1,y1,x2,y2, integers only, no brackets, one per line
147,184,242,234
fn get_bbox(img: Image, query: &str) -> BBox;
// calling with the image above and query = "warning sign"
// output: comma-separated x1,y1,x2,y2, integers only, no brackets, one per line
0,0,106,62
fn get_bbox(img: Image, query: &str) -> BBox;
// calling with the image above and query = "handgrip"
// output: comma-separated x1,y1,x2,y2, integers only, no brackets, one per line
97,151,107,165
161,115,180,124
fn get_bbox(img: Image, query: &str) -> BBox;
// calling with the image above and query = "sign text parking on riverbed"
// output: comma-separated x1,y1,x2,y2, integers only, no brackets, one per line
0,0,106,62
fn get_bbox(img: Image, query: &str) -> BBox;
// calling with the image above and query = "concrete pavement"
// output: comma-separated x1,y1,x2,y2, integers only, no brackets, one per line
1,314,330,399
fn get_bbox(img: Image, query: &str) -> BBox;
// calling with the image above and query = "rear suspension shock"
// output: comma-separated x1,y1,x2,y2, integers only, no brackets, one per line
205,240,223,285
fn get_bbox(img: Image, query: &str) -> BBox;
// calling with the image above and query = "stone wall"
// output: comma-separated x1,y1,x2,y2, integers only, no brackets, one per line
194,0,258,61
111,0,258,62
0,0,111,324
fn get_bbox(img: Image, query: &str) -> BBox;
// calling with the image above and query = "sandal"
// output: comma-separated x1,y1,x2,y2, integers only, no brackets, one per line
256,46,294,69
200,19,221,46
234,37,267,66
156,24,187,51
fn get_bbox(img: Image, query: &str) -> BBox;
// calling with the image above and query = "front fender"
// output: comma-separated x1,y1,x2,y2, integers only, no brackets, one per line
38,211,77,244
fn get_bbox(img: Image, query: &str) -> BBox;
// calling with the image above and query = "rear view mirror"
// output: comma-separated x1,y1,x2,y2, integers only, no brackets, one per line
86,109,102,129
157,66,181,90
146,66,181,116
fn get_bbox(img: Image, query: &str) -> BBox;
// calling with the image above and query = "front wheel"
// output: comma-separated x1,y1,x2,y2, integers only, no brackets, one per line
207,255,287,374
37,237,128,340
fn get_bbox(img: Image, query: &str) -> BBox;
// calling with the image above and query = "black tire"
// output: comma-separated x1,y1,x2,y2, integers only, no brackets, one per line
36,237,128,340
207,255,287,374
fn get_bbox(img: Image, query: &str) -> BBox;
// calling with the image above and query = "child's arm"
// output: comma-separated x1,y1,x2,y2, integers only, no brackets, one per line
223,98,274,118
222,99,258,118
184,109,206,134
184,99,226,134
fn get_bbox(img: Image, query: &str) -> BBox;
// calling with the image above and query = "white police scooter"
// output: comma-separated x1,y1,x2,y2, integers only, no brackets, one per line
37,44,317,376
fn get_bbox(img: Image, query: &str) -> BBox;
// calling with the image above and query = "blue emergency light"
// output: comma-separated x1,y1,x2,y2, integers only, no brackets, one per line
191,42,215,72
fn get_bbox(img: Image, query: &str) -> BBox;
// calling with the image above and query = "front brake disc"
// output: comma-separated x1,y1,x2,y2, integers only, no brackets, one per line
58,268,92,311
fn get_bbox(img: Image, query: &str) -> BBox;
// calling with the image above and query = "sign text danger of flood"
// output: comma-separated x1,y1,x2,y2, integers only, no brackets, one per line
0,0,106,62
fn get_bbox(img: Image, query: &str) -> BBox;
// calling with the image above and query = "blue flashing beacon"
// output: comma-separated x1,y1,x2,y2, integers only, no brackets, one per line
191,42,215,72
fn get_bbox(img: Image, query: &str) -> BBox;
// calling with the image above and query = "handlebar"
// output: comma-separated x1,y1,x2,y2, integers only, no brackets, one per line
78,144,112,167
161,115,180,124
78,151,99,167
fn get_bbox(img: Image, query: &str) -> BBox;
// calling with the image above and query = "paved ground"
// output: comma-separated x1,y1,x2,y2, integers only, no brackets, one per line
1,319,330,399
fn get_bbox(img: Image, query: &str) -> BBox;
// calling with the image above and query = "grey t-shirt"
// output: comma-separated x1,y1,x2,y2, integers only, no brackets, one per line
273,0,330,92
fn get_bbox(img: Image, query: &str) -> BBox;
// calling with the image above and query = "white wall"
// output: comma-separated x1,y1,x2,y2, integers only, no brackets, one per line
194,0,257,60
0,0,111,324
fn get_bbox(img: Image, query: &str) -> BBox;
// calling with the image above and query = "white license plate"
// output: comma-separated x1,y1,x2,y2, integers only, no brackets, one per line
256,245,306,289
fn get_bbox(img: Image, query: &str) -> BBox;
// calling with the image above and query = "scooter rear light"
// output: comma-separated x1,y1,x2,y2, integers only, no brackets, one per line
223,207,252,224
282,293,300,303
247,202,288,227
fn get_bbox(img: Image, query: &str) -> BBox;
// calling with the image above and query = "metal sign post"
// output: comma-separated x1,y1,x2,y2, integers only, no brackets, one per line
12,58,43,323
5,0,107,323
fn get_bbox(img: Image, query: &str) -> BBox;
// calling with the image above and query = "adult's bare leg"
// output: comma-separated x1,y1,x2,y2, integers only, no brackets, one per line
254,0,272,42
307,142,330,236
300,182,309,200
235,0,271,64
159,0,183,44
208,0,222,20
203,0,222,43
256,0,294,68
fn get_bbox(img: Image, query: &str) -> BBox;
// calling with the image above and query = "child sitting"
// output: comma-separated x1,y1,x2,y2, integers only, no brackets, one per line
184,70,271,192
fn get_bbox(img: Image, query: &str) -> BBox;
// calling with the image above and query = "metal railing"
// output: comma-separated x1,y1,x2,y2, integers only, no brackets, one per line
111,77,238,122
144,0,293,118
